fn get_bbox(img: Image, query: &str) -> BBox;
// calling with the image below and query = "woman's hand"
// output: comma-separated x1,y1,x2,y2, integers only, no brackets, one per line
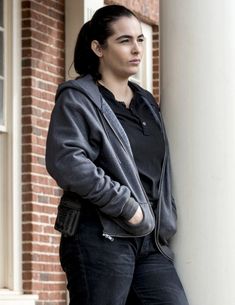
127,206,143,225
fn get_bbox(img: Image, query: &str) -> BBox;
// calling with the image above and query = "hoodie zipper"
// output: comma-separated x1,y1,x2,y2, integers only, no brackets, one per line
153,111,173,261
101,112,156,233
102,102,173,261
154,153,174,261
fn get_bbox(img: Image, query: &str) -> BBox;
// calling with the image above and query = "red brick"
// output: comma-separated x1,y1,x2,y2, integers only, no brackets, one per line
105,0,159,24
22,1,65,303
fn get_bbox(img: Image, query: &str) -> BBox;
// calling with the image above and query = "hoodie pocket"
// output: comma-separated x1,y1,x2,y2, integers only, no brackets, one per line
113,203,155,236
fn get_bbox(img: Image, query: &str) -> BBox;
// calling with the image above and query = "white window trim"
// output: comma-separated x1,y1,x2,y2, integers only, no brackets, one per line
130,22,153,92
0,0,38,303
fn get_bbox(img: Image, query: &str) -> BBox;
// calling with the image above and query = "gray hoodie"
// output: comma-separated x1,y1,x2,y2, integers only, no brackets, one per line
46,75,177,261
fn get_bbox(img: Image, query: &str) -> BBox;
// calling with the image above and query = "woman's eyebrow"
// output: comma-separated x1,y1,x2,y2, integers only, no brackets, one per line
115,34,145,41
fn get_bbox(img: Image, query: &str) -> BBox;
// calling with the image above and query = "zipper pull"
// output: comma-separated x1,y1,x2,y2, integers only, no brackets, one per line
102,233,114,242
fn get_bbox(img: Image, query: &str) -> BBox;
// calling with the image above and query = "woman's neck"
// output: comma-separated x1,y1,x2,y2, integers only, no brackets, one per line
98,76,133,108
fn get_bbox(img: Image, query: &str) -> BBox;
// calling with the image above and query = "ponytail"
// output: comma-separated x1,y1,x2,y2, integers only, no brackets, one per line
73,21,101,79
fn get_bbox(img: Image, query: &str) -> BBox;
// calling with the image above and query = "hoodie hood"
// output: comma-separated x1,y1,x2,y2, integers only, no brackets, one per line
56,75,103,109
55,74,154,109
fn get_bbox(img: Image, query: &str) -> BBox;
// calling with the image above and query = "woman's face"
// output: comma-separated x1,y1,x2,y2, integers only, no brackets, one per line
97,16,144,80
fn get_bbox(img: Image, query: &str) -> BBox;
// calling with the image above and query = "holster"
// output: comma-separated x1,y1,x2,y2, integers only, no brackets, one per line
54,192,82,237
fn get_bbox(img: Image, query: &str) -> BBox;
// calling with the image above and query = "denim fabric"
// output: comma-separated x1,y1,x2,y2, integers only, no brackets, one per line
60,205,189,305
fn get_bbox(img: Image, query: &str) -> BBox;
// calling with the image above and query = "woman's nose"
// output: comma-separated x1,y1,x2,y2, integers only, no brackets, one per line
131,41,141,54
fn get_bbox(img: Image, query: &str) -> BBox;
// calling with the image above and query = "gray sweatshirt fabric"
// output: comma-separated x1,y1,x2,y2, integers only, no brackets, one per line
46,75,177,260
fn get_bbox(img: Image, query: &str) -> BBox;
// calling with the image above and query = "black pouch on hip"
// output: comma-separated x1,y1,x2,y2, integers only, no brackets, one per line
54,195,82,237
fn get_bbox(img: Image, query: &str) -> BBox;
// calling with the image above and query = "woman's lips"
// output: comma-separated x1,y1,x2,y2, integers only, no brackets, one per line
129,59,141,64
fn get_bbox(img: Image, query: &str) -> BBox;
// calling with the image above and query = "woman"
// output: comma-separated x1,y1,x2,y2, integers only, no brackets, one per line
46,4,189,305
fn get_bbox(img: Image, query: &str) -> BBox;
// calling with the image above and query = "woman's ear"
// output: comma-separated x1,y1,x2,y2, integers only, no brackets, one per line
91,40,103,57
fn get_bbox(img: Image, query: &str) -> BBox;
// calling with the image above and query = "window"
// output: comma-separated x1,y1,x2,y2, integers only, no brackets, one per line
0,0,24,297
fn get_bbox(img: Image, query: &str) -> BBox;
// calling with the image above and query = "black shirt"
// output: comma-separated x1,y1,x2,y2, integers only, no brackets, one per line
98,84,165,203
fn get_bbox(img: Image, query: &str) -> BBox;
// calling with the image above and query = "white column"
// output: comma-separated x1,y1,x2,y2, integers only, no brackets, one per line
160,1,235,305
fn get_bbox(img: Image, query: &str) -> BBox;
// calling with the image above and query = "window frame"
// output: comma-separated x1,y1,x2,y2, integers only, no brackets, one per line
0,0,25,297
0,0,6,132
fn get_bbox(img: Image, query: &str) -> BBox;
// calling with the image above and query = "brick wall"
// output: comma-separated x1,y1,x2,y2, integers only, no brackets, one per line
105,0,159,24
152,25,160,103
21,1,66,304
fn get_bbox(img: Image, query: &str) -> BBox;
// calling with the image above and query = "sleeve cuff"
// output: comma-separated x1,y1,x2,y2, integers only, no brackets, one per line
120,197,139,220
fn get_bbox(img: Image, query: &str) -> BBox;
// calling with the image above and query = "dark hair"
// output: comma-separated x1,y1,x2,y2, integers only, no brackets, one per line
73,5,137,80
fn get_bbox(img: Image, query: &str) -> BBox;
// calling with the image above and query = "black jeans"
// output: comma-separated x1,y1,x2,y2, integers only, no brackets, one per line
60,204,189,305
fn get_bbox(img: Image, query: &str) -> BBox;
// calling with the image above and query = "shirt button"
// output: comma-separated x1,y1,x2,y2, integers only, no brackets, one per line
142,121,146,126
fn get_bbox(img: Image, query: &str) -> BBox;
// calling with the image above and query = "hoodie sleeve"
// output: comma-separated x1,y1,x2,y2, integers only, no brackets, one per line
46,87,139,220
